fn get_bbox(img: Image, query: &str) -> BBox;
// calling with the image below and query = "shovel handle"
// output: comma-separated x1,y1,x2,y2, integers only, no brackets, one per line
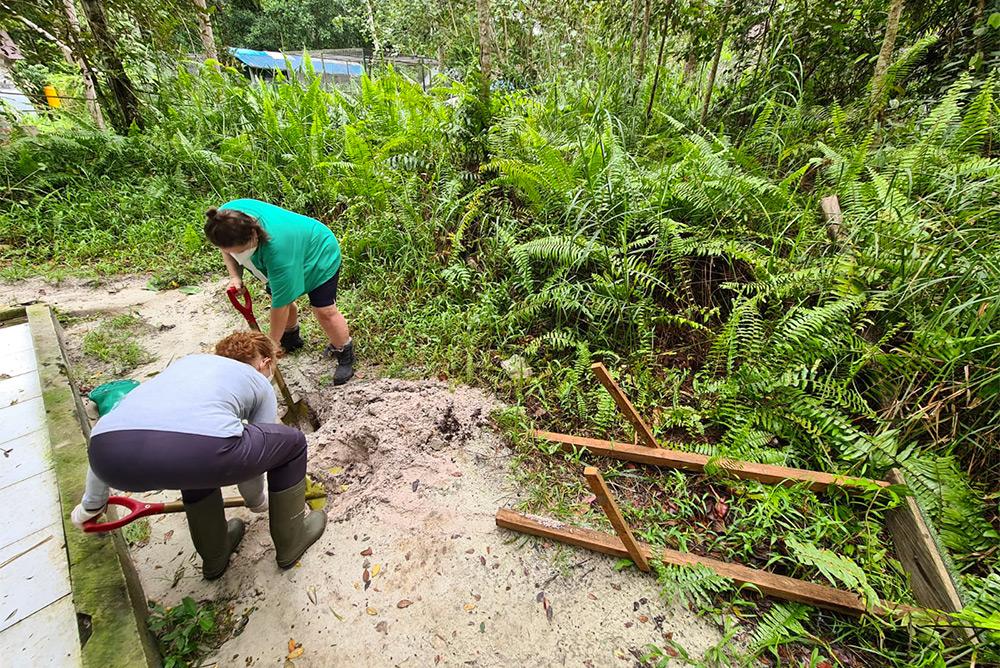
227,286,259,330
83,492,327,533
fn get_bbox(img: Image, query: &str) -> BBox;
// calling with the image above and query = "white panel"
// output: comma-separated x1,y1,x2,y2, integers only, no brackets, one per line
0,430,51,490
0,595,81,666
0,323,34,355
0,371,42,408
0,470,62,550
0,397,46,445
0,523,72,632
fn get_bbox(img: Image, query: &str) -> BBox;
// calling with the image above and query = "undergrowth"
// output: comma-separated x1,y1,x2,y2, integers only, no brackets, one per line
2,60,998,665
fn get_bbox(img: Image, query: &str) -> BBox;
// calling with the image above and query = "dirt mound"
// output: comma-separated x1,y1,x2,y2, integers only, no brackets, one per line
307,380,498,523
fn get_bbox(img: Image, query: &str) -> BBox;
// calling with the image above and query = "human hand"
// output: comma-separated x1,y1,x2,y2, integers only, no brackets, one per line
71,503,107,530
227,277,243,292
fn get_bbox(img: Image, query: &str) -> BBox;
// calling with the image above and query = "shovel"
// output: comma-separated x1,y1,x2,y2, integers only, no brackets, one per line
226,285,320,431
82,491,327,533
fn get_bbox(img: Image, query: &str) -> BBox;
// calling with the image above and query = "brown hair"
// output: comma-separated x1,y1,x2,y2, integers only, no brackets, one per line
215,331,275,364
204,207,271,248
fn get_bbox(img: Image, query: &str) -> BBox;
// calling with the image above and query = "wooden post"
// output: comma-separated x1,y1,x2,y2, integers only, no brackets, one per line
536,430,891,493
821,195,843,242
584,467,650,572
591,363,658,448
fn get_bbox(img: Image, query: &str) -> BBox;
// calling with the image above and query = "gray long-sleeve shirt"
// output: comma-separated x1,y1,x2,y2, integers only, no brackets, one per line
82,354,278,509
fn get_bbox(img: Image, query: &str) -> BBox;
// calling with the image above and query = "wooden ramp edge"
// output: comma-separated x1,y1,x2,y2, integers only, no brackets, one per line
536,430,890,493
27,305,160,668
497,509,914,619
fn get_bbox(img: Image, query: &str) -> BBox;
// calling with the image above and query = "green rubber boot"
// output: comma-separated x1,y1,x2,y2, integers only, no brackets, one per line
268,478,327,568
183,489,245,580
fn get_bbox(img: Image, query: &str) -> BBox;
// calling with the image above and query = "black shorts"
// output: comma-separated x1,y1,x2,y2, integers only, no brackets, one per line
266,269,339,308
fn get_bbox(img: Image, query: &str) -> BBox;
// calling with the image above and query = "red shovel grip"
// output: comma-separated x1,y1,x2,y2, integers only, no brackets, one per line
226,285,259,329
82,496,166,533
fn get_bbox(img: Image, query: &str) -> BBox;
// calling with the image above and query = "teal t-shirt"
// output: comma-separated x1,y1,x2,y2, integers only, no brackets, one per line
220,199,341,307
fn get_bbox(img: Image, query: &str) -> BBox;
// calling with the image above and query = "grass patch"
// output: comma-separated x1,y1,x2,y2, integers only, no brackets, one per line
82,312,154,374
123,518,151,547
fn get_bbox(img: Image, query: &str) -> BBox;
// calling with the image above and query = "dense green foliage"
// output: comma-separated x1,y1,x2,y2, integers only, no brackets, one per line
2,0,1000,663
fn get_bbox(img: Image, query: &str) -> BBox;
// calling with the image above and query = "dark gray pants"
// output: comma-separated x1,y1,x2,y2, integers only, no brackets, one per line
89,424,307,503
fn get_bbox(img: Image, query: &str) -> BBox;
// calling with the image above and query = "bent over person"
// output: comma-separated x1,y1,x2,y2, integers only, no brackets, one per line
71,332,327,578
204,198,354,385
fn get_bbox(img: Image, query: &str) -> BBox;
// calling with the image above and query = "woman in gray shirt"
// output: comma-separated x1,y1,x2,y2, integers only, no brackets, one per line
70,331,326,579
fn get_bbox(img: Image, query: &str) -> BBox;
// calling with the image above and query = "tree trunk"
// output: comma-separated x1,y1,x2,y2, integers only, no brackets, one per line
62,0,106,129
684,49,698,80
700,0,731,125
645,13,670,121
475,0,495,106
364,0,381,62
635,0,651,82
80,0,141,131
869,0,905,114
628,0,642,67
191,0,218,61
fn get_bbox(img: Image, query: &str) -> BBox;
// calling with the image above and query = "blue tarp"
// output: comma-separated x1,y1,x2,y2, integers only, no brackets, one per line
229,48,363,77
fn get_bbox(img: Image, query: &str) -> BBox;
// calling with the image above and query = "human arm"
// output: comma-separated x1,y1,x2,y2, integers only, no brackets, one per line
269,304,291,349
220,249,244,291
71,466,110,529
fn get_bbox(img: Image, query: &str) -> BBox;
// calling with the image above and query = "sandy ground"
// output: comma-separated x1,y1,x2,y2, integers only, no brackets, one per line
1,276,722,666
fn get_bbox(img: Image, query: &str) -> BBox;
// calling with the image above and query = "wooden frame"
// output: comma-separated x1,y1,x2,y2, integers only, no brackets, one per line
496,509,914,618
521,362,967,617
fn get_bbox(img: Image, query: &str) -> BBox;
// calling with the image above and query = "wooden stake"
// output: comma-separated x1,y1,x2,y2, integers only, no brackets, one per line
537,430,890,493
590,363,658,448
496,509,915,618
583,467,650,572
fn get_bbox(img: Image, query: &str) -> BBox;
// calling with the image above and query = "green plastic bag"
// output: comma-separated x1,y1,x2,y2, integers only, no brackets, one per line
89,379,140,416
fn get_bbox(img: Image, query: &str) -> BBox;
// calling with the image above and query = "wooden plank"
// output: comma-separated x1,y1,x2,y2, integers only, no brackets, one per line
884,469,966,615
590,363,658,448
27,305,160,668
537,430,890,493
583,467,650,572
496,508,913,618
821,194,843,242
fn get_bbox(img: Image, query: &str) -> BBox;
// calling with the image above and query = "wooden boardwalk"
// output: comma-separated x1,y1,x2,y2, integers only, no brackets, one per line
0,321,81,665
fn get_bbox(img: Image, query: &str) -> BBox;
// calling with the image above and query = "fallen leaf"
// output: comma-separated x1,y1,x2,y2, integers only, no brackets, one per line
367,607,378,616
411,480,419,492
479,621,485,633
465,548,475,554
535,591,545,603
587,592,597,601
171,566,185,588
361,547,373,557
372,564,382,578
330,608,344,621
463,603,476,611
714,500,729,519
435,656,441,665
397,599,413,609
329,467,344,475
286,639,303,659
363,568,370,583
639,615,649,623
177,285,201,295
375,621,388,634
581,494,596,505
472,594,481,601
450,471,463,477
163,530,174,542
479,556,486,566
288,639,296,653
307,586,317,605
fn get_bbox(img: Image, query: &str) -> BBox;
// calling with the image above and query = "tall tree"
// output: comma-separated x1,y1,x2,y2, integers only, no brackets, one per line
61,0,105,129
475,0,495,105
635,0,651,82
191,0,217,61
700,0,731,125
79,0,141,131
869,0,905,115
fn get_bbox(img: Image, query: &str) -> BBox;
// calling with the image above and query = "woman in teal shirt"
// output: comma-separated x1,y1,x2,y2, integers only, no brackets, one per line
204,199,354,384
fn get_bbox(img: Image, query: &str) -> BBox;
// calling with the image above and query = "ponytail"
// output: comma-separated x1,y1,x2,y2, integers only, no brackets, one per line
204,207,270,248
